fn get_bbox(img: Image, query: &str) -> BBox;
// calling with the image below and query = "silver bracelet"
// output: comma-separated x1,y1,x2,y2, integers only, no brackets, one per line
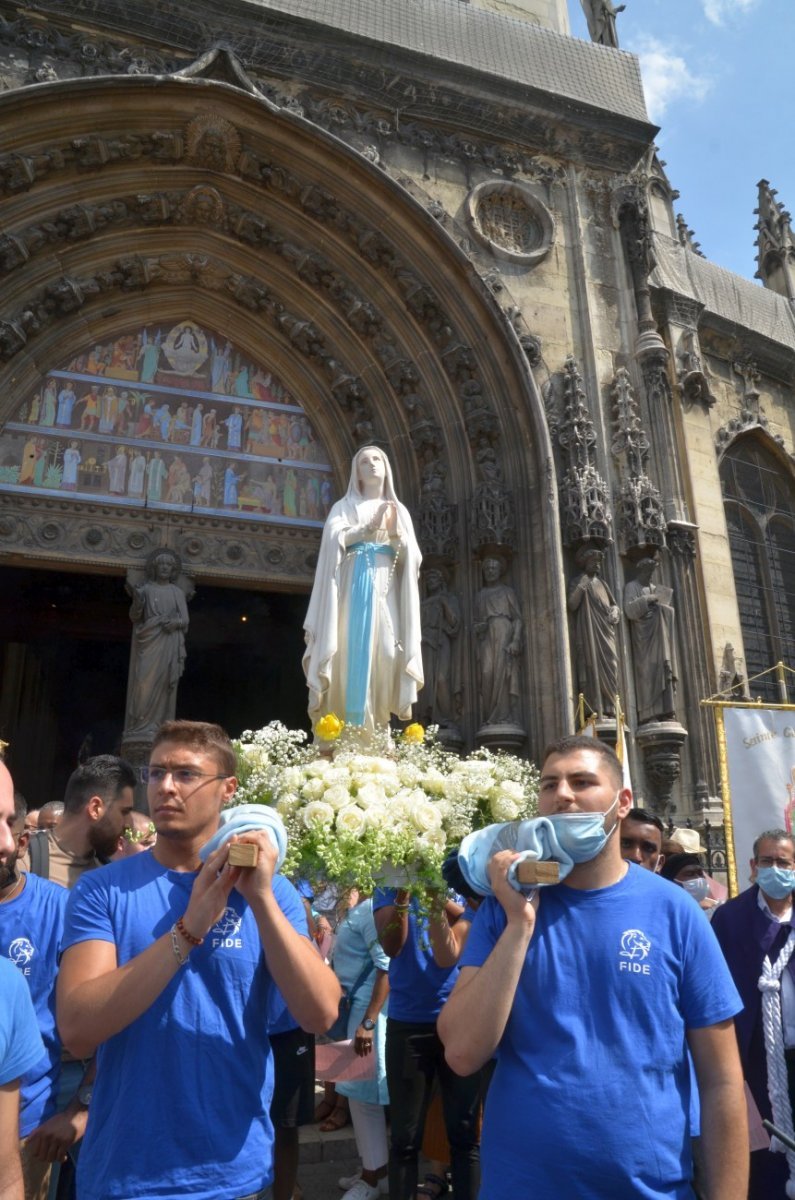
170,923,189,966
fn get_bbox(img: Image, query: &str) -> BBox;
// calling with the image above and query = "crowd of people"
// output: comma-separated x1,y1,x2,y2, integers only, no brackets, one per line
2,727,794,1199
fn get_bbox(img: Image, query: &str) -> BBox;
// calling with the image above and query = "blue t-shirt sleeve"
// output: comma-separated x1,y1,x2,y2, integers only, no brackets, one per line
0,959,45,1086
676,903,742,1028
372,887,396,913
294,878,314,902
265,876,316,1033
460,897,506,970
62,870,116,951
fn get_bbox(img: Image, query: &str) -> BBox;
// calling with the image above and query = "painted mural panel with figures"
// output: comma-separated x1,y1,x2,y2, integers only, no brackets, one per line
0,321,335,527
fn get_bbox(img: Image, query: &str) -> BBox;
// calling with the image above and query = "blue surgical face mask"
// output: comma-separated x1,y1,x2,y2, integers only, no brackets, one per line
547,796,619,865
756,865,795,901
681,876,710,903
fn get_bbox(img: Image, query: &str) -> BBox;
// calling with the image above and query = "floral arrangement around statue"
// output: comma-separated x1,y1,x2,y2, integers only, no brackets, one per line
232,719,539,896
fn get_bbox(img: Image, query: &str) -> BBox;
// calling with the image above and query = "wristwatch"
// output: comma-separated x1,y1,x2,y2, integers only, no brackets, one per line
77,1083,93,1108
361,1018,376,1031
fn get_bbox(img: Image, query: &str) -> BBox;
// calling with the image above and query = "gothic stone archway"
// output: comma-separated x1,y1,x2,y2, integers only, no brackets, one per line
0,65,571,753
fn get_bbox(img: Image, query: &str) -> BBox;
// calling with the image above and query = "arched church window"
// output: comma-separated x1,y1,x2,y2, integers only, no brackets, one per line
0,321,334,529
720,438,795,701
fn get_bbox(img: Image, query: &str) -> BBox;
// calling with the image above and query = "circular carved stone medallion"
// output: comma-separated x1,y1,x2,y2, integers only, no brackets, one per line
466,181,555,265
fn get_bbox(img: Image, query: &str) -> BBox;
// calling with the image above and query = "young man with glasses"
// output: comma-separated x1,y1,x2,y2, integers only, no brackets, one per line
57,719,340,1200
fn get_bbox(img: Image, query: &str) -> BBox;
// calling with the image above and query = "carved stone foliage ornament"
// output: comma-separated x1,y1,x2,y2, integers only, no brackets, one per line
0,495,320,587
465,181,555,266
470,447,515,552
716,356,786,454
418,456,458,561
556,357,612,549
610,368,666,556
635,722,688,815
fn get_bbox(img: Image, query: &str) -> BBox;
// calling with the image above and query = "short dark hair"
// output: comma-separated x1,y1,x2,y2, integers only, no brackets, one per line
39,801,64,820
151,720,236,777
63,755,137,814
753,829,795,860
542,734,622,787
624,807,664,836
13,790,27,823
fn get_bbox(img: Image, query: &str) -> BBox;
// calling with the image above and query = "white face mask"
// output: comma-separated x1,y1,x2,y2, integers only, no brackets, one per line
546,795,620,865
681,876,710,903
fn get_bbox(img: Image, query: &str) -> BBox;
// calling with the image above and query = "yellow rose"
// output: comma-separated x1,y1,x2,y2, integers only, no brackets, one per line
316,713,344,741
403,723,425,744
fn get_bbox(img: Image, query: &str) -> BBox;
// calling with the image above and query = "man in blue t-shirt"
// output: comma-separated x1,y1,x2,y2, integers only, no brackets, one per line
0,782,83,1200
57,720,340,1200
374,886,483,1200
438,735,748,1200
0,759,48,1200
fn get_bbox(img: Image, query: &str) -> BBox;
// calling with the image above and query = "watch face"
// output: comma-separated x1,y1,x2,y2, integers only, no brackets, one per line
77,1085,93,1107
362,1018,375,1031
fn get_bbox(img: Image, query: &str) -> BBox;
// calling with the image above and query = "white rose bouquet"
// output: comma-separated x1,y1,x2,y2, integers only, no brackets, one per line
232,721,538,895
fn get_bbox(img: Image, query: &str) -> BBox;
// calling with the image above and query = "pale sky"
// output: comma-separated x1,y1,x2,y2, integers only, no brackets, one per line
568,0,793,283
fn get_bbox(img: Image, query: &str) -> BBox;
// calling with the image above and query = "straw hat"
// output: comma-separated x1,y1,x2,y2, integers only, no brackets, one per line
670,827,706,855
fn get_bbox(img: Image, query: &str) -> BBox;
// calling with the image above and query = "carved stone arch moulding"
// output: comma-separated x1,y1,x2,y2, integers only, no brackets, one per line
0,70,573,746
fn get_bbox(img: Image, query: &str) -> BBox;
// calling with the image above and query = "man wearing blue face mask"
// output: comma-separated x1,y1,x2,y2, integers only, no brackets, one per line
712,829,795,1200
438,735,747,1200
660,853,721,916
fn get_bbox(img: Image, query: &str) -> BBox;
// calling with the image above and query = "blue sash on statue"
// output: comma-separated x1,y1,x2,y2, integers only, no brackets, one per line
346,541,396,725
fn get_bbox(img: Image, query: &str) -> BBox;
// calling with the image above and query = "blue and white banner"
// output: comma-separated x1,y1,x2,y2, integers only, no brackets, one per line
722,706,795,891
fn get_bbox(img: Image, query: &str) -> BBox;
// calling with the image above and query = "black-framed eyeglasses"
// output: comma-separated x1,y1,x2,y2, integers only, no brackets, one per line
140,766,229,787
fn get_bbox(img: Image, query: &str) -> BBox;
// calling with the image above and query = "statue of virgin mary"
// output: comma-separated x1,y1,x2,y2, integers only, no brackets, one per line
303,446,423,735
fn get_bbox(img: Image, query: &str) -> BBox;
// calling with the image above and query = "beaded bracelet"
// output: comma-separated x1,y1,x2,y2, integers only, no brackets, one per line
170,925,189,967
176,917,204,947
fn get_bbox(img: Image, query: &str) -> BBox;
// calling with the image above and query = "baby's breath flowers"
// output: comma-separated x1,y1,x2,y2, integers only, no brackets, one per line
232,721,538,897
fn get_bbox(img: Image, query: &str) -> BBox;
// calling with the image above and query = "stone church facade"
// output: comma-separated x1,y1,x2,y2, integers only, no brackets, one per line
0,0,792,821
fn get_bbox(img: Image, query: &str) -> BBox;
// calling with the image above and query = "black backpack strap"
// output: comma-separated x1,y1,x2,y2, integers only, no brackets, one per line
27,830,50,879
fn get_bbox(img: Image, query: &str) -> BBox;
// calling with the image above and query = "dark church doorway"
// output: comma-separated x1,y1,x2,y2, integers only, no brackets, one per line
0,563,309,807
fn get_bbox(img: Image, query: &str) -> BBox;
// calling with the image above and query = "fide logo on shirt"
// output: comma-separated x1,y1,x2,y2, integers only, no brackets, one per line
211,907,243,949
618,929,651,976
8,937,35,976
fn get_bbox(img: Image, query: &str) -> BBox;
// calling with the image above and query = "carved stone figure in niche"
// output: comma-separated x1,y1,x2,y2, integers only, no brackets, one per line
567,546,620,718
474,556,523,728
581,0,625,48
303,446,423,737
182,184,225,227
624,557,678,724
416,566,461,730
185,114,241,172
123,549,193,741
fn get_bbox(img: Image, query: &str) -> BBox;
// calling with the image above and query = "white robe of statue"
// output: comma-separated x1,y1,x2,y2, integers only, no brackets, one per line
303,446,423,734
